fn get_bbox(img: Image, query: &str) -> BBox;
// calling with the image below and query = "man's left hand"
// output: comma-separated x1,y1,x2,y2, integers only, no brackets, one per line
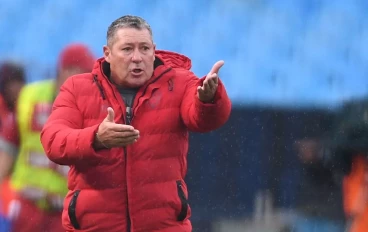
197,60,224,103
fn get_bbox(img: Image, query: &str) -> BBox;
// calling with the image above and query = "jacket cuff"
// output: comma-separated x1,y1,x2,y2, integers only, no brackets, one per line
78,124,100,158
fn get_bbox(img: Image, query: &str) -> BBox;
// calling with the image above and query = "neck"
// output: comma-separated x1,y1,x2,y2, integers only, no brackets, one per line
109,75,137,90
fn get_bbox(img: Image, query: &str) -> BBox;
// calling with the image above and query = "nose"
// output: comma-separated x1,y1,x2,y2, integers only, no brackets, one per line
132,49,142,63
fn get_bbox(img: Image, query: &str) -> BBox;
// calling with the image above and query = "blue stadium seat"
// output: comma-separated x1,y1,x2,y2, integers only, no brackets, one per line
0,0,367,108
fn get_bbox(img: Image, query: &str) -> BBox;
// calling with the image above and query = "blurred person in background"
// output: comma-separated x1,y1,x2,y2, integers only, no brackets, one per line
0,62,25,232
0,62,25,114
326,99,368,232
292,137,345,232
0,43,95,232
0,62,26,181
292,98,368,232
40,15,231,232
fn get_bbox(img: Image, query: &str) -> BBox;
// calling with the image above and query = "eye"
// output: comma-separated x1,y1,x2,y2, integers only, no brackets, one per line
122,47,132,51
143,46,150,51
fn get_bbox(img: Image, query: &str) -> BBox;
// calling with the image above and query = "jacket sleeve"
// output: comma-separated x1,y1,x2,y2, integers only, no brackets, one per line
180,71,231,133
40,77,100,165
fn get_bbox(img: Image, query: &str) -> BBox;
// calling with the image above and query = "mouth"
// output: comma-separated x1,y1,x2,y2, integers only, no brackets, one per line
131,68,143,75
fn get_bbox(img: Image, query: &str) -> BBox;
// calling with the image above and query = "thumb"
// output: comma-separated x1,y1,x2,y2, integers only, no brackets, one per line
209,60,225,75
105,107,115,122
197,85,205,95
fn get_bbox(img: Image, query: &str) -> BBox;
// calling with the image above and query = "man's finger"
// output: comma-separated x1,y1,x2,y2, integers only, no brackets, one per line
114,133,139,139
118,137,139,146
106,107,115,122
197,86,205,95
207,79,218,90
123,139,138,146
207,73,218,85
209,60,225,75
111,133,139,142
203,81,210,92
213,74,219,85
113,130,140,138
111,124,135,132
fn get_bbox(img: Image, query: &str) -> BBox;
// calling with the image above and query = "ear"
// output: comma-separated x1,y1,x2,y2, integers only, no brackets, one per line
103,45,111,63
153,43,156,60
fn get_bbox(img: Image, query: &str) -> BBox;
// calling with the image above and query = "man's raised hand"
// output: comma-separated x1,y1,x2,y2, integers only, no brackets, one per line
197,60,224,103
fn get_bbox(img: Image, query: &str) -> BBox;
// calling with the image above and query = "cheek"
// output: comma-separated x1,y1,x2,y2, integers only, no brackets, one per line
111,55,129,67
145,55,155,69
144,63,154,75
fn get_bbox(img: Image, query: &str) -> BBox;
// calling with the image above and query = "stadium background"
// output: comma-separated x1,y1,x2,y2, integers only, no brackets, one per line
0,0,366,231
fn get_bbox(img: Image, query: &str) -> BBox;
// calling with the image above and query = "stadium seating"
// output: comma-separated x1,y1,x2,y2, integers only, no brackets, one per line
0,0,366,106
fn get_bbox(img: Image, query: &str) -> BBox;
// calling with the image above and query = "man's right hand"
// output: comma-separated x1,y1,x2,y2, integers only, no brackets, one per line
93,107,139,149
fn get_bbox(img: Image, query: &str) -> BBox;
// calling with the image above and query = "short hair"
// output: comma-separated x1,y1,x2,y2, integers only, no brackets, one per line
107,15,153,46
0,61,26,95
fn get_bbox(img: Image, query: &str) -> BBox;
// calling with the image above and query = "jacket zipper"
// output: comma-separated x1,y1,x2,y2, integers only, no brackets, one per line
125,106,133,232
123,67,171,232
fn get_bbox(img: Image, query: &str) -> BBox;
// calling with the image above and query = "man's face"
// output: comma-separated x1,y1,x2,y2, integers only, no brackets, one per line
103,27,156,88
4,80,24,107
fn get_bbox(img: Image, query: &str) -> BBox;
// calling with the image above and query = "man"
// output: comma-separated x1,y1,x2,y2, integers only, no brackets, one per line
294,99,368,232
41,15,231,232
293,137,345,232
0,61,25,232
0,62,26,114
0,43,95,232
0,61,26,183
325,99,368,232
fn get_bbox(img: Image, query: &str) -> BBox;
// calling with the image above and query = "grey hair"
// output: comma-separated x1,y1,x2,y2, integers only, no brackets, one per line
106,15,153,46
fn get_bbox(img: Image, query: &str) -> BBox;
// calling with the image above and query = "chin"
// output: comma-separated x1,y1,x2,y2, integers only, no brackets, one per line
127,77,150,88
126,80,146,88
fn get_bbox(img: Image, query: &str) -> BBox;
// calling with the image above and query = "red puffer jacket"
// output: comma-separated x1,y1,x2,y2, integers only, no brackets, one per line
41,50,231,232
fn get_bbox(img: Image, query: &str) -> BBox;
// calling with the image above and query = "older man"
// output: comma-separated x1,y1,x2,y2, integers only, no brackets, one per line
41,15,231,232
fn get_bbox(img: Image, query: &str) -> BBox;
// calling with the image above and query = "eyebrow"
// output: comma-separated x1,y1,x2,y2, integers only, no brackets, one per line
123,42,151,46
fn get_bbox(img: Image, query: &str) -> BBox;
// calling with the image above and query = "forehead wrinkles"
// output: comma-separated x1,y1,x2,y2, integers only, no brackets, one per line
122,35,152,44
113,29,152,45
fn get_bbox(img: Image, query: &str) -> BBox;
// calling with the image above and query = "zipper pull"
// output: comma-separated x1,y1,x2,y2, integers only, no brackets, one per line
126,107,132,125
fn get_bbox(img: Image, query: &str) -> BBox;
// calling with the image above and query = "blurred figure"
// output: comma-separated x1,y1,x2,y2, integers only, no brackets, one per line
0,43,95,232
326,99,368,232
343,155,368,232
292,137,346,232
0,62,26,181
0,62,25,232
0,62,25,112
